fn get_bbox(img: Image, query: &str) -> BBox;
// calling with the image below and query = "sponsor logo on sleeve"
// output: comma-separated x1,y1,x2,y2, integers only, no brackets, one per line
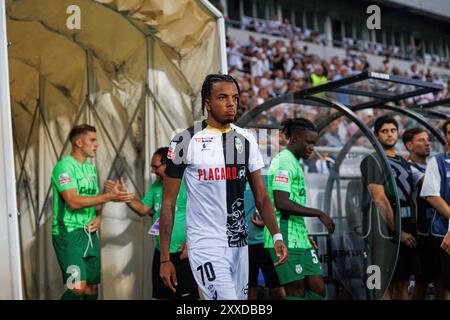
58,173,72,186
168,141,177,160
274,170,289,183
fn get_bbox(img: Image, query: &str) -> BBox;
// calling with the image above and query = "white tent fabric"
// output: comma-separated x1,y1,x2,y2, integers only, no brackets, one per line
5,0,225,299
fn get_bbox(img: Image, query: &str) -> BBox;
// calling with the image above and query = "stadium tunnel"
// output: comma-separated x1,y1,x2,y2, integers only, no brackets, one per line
2,0,227,299
236,72,449,300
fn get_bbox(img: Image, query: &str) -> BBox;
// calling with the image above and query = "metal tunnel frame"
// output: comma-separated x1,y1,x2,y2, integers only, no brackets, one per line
236,72,446,300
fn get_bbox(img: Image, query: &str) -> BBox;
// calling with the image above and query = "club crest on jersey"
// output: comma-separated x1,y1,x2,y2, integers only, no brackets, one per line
58,173,71,186
295,264,303,274
168,141,177,160
235,137,243,154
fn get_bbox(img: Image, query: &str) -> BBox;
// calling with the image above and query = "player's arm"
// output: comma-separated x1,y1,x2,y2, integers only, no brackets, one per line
85,205,103,233
248,169,288,266
361,155,396,233
441,231,450,255
104,178,152,217
159,176,182,292
248,170,279,235
159,176,181,260
60,187,134,211
369,183,416,247
420,157,449,218
273,190,335,233
250,212,265,227
368,183,395,231
126,199,152,217
425,196,450,219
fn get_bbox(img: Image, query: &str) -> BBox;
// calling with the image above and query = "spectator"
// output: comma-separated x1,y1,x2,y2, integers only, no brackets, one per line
257,88,271,105
236,90,253,120
323,120,345,147
333,65,351,105
310,65,328,98
290,61,305,80
260,71,274,93
251,51,266,78
267,15,282,36
227,39,243,70
280,18,293,38
273,70,288,96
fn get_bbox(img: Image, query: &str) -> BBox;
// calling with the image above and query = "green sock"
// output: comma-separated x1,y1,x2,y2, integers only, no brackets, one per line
285,295,306,300
83,294,98,300
305,290,325,300
61,289,83,300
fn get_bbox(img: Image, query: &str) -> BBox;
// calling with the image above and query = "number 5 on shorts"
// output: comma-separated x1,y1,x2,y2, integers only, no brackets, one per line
197,262,216,286
311,250,319,264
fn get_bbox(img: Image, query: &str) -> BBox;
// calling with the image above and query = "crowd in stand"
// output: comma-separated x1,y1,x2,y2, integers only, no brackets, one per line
227,30,450,165
238,15,450,70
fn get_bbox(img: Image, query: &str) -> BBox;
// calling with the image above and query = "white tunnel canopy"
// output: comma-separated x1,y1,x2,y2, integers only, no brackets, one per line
3,0,225,299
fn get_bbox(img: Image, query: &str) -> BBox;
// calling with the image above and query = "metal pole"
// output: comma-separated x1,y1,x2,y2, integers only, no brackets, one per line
0,0,24,299
197,0,228,74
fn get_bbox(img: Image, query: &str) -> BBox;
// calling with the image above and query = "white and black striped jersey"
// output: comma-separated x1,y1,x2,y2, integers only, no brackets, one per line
165,121,264,249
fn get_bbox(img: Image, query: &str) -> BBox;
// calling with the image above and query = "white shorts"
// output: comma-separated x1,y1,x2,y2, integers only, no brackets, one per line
188,245,249,300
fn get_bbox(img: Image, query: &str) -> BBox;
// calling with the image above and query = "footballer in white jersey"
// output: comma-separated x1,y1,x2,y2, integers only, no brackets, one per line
159,74,288,300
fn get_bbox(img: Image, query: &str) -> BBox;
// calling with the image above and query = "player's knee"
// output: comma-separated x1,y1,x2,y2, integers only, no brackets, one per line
285,281,305,296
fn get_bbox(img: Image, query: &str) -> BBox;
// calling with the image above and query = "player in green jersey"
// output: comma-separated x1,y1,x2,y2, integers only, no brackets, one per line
51,124,135,300
105,147,198,299
263,118,335,300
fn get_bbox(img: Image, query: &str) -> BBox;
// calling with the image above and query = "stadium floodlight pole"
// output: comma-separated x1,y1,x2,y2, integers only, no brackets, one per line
197,0,228,74
0,0,24,299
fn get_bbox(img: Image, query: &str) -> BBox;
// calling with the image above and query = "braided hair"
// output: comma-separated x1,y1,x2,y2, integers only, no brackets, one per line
280,118,317,140
201,74,240,115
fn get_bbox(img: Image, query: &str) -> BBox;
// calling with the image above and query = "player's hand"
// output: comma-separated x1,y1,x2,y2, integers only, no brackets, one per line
109,183,135,203
308,236,318,250
319,212,335,234
178,241,188,260
85,215,102,233
160,261,177,293
104,177,127,192
273,240,288,266
251,213,265,227
104,180,117,193
118,177,127,192
440,231,450,255
401,231,417,248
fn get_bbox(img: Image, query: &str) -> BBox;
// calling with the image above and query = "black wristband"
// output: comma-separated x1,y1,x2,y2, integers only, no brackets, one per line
160,260,171,264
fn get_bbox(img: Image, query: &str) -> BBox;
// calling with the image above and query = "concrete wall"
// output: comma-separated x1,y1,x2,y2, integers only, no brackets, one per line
382,0,450,19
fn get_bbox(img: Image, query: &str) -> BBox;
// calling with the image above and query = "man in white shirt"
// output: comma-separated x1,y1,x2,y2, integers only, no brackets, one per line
420,120,450,299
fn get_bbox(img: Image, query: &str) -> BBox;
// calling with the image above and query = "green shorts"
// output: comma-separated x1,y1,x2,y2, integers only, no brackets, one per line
269,247,322,285
52,228,101,285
